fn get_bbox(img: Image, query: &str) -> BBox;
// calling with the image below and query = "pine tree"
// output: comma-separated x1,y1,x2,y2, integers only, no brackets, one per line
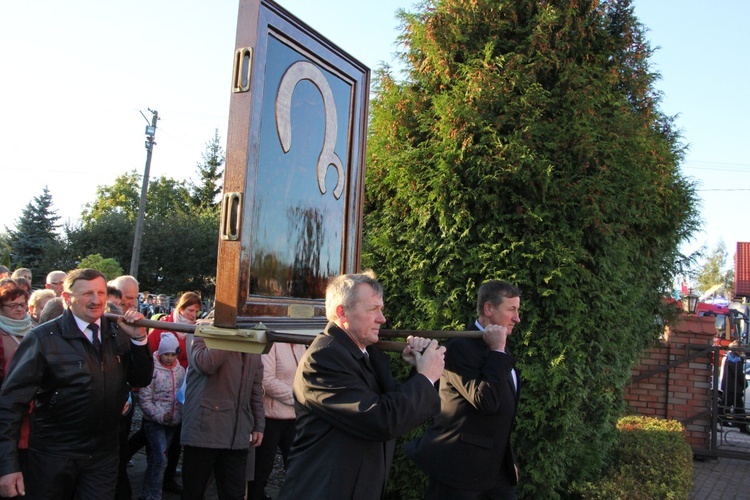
364,0,699,496
190,129,225,211
9,186,61,280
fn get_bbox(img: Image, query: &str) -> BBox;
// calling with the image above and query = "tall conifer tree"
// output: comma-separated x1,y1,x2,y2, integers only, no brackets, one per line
9,186,61,279
364,0,699,496
191,129,225,211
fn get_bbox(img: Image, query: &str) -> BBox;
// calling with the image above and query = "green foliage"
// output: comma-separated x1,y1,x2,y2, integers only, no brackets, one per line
577,416,693,500
0,234,13,268
136,210,219,296
63,131,221,298
81,171,192,224
364,0,699,497
82,171,141,223
694,240,733,294
67,195,219,298
190,129,225,211
7,186,63,282
65,212,134,274
78,254,124,282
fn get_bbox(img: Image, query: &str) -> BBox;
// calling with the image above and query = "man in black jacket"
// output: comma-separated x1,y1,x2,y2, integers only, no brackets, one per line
0,268,153,498
406,280,522,499
279,271,444,499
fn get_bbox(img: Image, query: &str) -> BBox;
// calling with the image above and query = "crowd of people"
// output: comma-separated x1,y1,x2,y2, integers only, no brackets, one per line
0,266,523,499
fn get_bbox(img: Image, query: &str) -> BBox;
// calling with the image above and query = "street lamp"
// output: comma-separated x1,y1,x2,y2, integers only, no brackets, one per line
682,288,700,315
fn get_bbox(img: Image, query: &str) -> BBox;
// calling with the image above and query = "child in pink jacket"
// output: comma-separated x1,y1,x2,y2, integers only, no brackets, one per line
138,333,185,500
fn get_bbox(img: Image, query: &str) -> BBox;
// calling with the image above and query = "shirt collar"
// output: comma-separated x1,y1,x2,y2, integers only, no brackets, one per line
72,313,100,335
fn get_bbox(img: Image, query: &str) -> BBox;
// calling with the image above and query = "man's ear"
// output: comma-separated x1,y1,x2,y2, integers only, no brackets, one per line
61,290,72,307
335,304,347,323
482,301,494,318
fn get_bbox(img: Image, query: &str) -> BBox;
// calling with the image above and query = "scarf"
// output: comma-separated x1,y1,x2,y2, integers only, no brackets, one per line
170,310,196,340
0,314,33,338
174,310,196,325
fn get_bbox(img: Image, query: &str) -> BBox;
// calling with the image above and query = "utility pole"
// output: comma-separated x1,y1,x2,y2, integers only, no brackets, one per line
130,108,159,278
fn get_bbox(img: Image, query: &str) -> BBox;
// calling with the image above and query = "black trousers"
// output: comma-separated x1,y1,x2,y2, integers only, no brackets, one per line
25,449,119,499
181,446,248,500
115,411,133,500
247,418,295,499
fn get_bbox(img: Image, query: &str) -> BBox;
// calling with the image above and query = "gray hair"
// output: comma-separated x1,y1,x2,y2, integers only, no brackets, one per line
29,289,55,308
46,270,66,284
110,275,139,292
325,270,383,322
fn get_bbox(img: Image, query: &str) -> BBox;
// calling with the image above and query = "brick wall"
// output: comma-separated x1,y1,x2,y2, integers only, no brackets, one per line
625,315,717,450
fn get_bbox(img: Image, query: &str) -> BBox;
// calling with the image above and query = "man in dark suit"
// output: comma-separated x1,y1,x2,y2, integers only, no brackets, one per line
406,280,521,499
278,271,445,500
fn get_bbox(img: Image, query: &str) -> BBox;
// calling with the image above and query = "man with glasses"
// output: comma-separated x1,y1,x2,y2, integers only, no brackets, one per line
44,270,66,297
0,268,153,498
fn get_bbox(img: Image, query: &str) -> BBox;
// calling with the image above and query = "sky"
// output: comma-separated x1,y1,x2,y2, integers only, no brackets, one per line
1,0,748,271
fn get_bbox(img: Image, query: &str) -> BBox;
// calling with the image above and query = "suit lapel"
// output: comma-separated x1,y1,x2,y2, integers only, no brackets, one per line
328,325,384,392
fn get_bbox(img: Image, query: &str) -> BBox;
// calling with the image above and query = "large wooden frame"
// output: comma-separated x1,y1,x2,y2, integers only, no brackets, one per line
214,0,370,328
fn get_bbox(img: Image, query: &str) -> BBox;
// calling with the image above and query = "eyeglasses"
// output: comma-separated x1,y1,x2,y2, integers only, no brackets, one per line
2,303,27,311
49,281,64,286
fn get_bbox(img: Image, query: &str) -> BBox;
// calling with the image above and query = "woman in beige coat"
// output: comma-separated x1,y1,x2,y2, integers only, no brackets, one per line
248,342,306,499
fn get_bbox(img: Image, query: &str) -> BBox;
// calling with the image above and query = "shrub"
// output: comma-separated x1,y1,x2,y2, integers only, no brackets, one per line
578,416,693,499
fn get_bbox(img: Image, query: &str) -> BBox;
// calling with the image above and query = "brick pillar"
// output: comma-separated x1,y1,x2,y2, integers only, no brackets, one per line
626,315,717,450
665,315,716,449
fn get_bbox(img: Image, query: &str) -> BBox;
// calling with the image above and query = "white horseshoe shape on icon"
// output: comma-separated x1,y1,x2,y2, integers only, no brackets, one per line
276,61,344,199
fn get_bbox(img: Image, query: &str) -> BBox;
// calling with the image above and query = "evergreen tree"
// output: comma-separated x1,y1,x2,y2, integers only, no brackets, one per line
190,129,225,211
8,186,61,280
364,0,699,497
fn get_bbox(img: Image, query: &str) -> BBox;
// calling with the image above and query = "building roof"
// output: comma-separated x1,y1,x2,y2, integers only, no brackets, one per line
734,242,750,298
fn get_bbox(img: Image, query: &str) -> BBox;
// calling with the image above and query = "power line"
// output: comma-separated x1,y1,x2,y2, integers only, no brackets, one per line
683,161,750,173
697,188,750,192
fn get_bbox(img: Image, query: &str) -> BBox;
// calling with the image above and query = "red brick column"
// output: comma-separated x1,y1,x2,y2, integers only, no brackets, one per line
626,315,717,450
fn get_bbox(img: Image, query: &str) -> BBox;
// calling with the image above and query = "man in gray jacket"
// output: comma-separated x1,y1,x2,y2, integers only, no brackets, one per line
180,335,265,500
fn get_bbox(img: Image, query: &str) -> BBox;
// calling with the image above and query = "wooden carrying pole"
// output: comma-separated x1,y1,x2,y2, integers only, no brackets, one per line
104,314,482,353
